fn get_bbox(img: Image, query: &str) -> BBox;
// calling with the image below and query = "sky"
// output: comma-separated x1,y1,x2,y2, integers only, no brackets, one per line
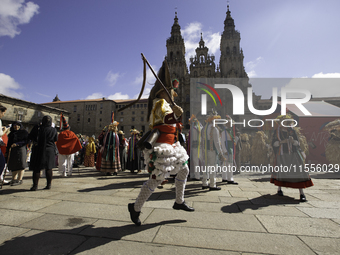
1,0,340,104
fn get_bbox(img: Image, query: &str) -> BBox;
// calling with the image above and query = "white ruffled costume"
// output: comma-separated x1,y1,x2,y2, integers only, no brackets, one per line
144,141,189,180
134,98,190,212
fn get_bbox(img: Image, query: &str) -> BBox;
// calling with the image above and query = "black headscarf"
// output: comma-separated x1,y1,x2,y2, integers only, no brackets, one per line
7,121,28,150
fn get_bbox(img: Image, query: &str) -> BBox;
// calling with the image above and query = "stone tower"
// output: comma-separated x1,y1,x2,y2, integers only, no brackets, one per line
189,33,216,78
165,11,190,127
219,4,248,79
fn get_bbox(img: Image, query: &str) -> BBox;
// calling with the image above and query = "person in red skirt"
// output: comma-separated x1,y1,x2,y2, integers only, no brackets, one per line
270,114,313,202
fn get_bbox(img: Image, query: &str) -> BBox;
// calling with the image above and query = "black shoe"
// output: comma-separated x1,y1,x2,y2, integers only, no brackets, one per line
43,185,51,190
209,186,221,191
113,172,117,176
11,180,23,186
30,186,37,191
226,181,238,185
173,201,195,212
277,190,283,196
300,194,307,202
128,203,141,226
106,172,113,176
202,186,209,190
10,180,18,186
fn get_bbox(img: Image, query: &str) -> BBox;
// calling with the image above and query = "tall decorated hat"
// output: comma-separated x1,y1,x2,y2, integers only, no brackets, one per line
108,112,119,130
205,109,221,123
60,113,69,130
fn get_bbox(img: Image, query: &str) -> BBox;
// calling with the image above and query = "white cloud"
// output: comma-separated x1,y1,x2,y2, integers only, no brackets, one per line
312,72,340,78
107,92,129,100
86,92,104,99
0,0,39,38
86,92,130,100
182,22,221,64
247,70,257,78
245,57,264,78
105,71,122,86
0,73,24,98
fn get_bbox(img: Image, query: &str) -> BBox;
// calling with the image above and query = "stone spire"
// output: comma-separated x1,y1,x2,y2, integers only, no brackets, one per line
53,94,60,102
219,4,248,78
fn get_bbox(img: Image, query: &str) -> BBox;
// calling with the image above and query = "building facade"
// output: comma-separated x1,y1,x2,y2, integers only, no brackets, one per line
42,97,149,137
0,94,69,132
166,5,257,131
114,98,149,135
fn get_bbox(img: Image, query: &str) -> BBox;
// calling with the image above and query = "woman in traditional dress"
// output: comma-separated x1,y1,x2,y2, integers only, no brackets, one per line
84,137,96,167
0,104,10,184
126,129,140,173
270,114,313,202
100,121,121,176
6,121,29,186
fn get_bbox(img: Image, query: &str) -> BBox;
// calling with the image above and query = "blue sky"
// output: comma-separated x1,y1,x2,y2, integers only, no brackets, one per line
1,0,340,104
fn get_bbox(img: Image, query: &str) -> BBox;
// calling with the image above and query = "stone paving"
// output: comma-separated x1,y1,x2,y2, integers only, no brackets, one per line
0,167,339,255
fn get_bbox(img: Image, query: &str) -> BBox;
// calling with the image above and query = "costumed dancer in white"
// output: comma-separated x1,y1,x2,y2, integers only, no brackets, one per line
221,115,238,185
201,111,226,191
128,60,194,226
189,114,203,180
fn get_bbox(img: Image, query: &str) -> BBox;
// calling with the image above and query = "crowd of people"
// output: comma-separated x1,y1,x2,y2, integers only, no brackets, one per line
0,103,147,190
3,54,339,226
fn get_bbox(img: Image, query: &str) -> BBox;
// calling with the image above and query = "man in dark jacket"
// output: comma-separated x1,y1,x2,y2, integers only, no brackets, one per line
29,115,58,191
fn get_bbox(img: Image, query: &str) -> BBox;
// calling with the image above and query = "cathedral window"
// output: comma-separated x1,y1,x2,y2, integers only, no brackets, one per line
170,52,173,60
226,47,230,54
233,46,237,54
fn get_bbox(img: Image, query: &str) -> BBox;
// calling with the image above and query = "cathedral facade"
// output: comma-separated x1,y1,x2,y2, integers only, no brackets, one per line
164,5,259,131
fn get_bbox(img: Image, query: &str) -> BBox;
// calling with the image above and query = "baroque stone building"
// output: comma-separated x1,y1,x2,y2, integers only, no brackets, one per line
165,5,257,131
42,98,149,137
0,94,69,131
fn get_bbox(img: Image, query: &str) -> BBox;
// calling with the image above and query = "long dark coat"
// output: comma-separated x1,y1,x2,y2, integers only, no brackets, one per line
29,118,58,172
7,121,28,171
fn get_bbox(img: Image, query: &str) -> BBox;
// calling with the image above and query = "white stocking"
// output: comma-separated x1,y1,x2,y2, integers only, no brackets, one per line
175,165,189,204
134,178,161,212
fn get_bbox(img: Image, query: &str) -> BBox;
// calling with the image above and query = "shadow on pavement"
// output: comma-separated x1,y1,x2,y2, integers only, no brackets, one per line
221,194,301,214
0,220,186,255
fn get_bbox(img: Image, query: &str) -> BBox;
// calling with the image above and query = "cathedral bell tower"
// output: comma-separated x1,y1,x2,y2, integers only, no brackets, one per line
166,12,188,80
219,4,248,78
189,33,216,78
166,11,190,127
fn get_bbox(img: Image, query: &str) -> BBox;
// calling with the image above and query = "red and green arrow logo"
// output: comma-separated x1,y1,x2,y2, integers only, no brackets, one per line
197,82,223,106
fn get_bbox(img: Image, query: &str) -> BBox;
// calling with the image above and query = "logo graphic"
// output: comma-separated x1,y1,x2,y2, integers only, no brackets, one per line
200,83,311,116
197,82,222,114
